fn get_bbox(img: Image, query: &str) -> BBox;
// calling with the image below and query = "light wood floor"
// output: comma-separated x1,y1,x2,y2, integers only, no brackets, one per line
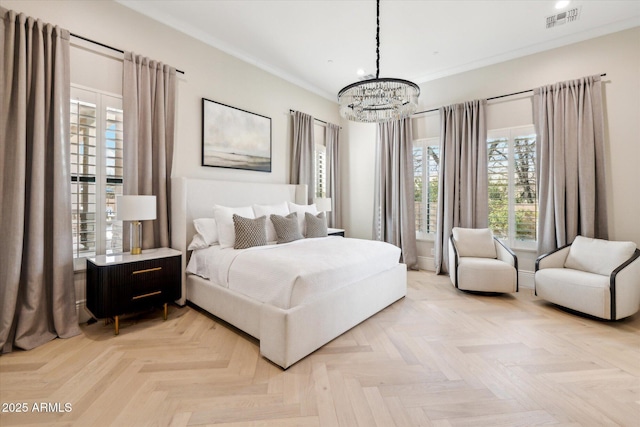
1,271,639,426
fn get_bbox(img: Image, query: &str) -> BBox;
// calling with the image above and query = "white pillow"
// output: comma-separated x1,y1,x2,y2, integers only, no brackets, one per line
187,233,208,250
452,227,497,258
287,202,318,235
213,205,255,249
193,218,218,246
565,236,637,276
253,202,289,243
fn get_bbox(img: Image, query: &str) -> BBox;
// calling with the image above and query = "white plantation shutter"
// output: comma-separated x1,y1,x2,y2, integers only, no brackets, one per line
70,99,98,259
314,144,327,198
413,138,439,236
487,126,537,249
70,87,124,266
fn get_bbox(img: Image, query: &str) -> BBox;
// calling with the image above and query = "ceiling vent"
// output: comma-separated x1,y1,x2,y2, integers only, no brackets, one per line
546,6,581,29
359,74,376,81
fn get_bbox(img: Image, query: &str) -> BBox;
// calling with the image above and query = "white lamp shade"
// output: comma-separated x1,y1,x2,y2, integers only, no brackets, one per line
314,197,332,212
116,195,157,221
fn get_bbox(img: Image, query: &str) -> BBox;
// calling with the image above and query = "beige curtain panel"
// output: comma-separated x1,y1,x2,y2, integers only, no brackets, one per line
0,8,80,353
374,117,418,269
123,52,177,250
290,111,315,204
434,100,488,274
326,122,342,228
533,75,608,255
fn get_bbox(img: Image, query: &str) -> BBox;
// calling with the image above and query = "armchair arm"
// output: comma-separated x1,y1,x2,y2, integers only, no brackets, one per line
535,244,571,271
448,234,459,288
494,238,518,291
610,249,640,320
494,238,517,267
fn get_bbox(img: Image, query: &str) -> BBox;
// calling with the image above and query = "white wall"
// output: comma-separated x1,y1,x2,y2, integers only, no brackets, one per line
2,0,341,320
343,27,640,284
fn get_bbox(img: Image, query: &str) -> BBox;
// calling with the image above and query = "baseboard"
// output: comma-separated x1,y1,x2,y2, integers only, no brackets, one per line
417,256,435,272
76,299,93,324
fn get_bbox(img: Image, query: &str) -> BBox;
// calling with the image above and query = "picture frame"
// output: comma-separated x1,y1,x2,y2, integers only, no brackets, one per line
202,98,272,172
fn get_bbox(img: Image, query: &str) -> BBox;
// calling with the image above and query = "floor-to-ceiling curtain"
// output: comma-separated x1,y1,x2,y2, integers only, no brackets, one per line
434,100,488,274
533,75,608,255
123,52,176,250
291,111,315,204
0,8,80,353
374,117,418,269
326,122,342,228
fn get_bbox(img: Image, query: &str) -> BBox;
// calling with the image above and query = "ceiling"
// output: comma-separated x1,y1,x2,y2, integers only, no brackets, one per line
117,0,640,102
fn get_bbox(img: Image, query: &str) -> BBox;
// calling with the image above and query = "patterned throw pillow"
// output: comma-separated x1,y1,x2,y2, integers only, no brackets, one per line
270,212,303,244
233,214,267,249
305,212,327,238
287,202,318,235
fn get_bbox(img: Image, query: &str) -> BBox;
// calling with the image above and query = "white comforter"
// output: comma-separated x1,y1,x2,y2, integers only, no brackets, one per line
186,237,401,309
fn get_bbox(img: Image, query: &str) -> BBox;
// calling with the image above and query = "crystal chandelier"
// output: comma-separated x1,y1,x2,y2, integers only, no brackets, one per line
338,0,420,123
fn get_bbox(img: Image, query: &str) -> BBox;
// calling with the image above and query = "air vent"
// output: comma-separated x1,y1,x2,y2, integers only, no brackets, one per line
359,74,376,81
546,6,581,29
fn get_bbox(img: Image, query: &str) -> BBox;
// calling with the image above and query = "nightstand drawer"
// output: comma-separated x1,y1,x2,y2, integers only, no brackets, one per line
125,260,170,294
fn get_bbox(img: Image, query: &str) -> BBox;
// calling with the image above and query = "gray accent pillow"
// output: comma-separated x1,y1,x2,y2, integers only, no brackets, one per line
305,212,328,238
270,212,303,244
233,214,267,249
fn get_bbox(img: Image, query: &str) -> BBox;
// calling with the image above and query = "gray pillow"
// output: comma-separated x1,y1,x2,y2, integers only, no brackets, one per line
270,212,303,244
233,214,267,249
305,212,328,238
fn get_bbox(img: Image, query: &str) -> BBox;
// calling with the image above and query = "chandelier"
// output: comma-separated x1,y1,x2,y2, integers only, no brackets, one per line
338,0,420,123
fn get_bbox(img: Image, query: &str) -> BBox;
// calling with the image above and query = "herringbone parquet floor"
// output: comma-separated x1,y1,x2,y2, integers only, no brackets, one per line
1,271,639,426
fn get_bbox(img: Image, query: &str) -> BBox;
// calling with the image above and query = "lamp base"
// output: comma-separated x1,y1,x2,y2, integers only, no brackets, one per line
130,221,143,255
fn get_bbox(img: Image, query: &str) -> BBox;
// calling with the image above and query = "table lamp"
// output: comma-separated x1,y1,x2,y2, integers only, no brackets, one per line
314,197,332,213
116,195,156,255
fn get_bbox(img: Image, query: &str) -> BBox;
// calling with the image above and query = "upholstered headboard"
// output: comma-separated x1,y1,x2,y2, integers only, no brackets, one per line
170,177,307,304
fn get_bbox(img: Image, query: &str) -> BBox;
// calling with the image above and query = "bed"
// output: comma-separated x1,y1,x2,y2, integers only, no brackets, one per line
171,177,407,368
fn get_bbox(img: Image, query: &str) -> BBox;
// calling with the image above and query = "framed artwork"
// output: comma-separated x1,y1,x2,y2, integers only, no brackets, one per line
202,98,272,172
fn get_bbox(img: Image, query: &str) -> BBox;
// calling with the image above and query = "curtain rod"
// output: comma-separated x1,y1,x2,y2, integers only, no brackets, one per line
413,72,607,116
289,110,341,129
70,32,185,75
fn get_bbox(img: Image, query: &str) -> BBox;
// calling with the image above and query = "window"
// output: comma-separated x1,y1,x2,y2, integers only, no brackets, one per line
487,125,537,249
314,124,327,198
314,144,327,198
70,86,123,267
413,138,440,238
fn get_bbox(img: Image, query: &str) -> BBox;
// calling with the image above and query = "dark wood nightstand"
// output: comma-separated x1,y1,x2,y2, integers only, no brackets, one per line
86,248,182,335
328,228,345,237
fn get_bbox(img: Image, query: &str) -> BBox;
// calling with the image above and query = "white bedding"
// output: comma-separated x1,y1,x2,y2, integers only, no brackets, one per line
186,237,401,309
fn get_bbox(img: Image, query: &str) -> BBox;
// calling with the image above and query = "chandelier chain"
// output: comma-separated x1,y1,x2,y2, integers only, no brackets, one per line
337,0,420,123
376,0,380,79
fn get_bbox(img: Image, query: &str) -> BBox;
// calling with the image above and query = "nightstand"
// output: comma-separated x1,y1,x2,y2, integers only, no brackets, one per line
86,248,182,335
328,228,345,237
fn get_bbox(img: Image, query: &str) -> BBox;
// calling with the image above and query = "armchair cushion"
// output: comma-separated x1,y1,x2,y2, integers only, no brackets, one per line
564,236,636,276
452,227,496,258
457,257,517,293
536,268,611,319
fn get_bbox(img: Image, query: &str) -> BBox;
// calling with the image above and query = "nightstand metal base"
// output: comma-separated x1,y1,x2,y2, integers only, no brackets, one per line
105,304,168,335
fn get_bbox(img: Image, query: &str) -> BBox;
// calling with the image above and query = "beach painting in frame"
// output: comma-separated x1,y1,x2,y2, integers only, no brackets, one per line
202,98,271,172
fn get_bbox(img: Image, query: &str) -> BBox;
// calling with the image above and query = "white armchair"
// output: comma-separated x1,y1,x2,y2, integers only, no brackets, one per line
448,227,518,293
535,236,640,320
